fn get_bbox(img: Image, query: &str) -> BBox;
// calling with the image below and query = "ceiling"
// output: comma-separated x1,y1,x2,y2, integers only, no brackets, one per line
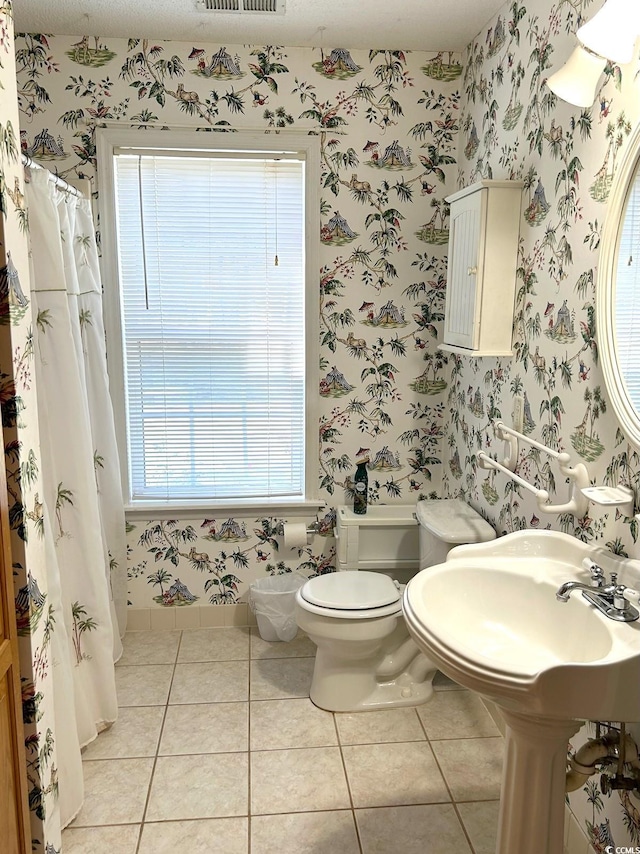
13,0,504,52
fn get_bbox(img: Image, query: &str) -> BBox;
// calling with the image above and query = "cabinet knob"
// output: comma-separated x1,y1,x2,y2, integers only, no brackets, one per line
467,266,478,276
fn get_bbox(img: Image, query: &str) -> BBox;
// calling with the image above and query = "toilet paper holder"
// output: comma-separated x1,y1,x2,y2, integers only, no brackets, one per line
278,520,321,534
282,520,322,550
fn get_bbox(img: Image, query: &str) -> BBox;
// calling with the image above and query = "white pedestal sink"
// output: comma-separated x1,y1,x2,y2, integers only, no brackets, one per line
402,530,640,854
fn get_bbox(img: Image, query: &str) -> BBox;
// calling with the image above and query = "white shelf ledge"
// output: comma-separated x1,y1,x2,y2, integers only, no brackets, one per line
581,486,634,507
439,343,514,357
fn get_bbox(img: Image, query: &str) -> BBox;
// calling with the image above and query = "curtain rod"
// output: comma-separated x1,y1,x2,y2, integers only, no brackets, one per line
21,153,83,198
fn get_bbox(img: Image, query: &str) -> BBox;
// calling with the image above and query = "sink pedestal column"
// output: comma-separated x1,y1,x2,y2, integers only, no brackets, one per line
497,708,581,854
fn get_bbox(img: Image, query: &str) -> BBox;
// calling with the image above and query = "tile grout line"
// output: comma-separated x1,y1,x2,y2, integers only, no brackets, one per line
450,801,481,854
424,700,505,853
416,698,475,854
133,630,183,854
88,628,499,853
333,709,365,854
247,643,252,854
418,712,480,854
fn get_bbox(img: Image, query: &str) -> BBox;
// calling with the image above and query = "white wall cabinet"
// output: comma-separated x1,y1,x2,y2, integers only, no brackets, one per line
441,180,523,356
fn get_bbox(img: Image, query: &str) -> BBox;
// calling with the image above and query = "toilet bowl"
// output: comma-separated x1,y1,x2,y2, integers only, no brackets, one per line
295,570,436,712
295,499,496,713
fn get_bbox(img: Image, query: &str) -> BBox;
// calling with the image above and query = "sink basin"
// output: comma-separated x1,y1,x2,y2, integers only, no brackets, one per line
402,529,640,854
403,529,640,721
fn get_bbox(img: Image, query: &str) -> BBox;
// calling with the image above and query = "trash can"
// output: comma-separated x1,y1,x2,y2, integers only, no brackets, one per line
248,573,307,642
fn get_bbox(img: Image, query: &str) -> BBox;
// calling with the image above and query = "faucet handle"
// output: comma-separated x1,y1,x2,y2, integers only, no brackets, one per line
600,571,620,598
610,584,640,621
613,584,631,611
581,559,605,587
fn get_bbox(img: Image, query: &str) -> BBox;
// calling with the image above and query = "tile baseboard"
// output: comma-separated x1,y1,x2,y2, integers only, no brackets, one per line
126,604,258,631
565,805,593,854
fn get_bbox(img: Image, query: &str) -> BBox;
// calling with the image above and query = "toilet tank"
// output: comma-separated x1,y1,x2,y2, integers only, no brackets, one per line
415,498,496,569
335,505,419,582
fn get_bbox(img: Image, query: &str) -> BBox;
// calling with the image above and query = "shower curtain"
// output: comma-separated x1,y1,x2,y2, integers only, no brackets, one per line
26,167,127,826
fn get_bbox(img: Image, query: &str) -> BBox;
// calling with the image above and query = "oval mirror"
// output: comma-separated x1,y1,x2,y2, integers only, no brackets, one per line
598,122,640,450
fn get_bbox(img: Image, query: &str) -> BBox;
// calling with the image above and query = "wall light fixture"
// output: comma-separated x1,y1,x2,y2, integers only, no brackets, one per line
578,0,640,64
546,0,640,107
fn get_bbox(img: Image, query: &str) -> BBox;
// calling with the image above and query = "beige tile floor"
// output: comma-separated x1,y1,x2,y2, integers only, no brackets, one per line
63,627,503,853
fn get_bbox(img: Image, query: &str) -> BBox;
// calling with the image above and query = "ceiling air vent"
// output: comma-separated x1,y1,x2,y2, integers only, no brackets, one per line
200,0,285,13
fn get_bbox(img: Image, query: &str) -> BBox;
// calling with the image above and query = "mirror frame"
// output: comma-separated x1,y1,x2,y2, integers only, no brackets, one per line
597,120,640,451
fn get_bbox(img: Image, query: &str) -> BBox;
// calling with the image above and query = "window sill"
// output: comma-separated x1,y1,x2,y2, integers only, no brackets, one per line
124,497,327,520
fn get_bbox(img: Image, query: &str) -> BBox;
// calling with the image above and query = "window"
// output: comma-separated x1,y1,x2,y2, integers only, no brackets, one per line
598,122,640,450
98,130,319,506
614,166,640,410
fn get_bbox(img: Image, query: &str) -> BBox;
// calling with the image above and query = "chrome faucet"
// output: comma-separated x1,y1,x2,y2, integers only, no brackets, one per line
556,580,603,600
556,561,639,623
556,559,605,600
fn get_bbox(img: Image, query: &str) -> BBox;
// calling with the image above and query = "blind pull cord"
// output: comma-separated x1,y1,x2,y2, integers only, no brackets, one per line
137,156,150,309
274,159,279,267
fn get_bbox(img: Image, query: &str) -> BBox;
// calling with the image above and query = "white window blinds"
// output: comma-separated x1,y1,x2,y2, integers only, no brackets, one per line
616,169,640,415
113,152,306,502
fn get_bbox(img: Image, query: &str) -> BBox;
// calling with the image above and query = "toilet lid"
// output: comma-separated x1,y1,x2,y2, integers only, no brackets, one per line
301,571,400,611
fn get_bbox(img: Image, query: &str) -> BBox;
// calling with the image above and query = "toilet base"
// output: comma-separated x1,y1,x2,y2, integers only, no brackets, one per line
309,663,436,713
307,627,438,713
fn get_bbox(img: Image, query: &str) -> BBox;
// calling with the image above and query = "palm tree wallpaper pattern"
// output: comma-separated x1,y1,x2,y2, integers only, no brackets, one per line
12,0,640,844
16,35,460,608
454,0,640,847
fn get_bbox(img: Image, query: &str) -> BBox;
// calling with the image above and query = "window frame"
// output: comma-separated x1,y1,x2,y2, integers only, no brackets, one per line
97,127,320,513
598,120,640,452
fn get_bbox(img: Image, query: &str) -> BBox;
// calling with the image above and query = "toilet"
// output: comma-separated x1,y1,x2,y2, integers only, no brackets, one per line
295,499,496,712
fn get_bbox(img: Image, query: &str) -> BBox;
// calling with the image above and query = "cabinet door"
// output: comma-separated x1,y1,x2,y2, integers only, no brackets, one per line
443,189,484,349
0,456,30,854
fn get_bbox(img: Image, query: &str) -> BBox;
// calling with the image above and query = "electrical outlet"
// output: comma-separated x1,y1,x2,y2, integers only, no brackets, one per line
513,395,524,434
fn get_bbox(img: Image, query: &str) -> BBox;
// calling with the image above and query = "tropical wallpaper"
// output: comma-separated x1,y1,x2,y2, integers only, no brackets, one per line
16,35,458,611
453,0,640,848
6,0,640,847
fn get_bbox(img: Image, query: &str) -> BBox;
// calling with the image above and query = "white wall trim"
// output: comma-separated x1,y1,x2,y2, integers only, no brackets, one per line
96,126,321,506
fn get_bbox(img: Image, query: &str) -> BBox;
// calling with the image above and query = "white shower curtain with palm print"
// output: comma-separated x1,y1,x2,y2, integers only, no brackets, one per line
26,167,127,826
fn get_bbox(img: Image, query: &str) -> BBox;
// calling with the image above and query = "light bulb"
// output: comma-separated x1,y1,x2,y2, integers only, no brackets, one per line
577,0,640,64
546,45,606,108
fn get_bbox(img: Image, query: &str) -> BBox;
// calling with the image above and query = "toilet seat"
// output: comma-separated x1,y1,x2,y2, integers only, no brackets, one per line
298,571,402,620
